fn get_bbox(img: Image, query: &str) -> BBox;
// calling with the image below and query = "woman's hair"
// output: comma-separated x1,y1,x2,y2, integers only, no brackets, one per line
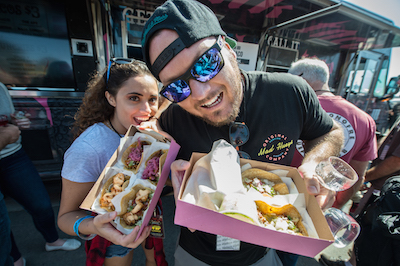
71,60,157,140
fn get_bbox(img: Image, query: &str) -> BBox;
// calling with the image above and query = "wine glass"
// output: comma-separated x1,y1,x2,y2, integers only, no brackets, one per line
315,156,358,192
324,207,360,248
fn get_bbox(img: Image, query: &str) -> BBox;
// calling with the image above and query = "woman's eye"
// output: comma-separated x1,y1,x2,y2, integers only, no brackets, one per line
129,96,140,101
149,97,158,104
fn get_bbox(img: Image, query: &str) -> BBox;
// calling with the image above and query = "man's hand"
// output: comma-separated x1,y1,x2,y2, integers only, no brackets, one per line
0,124,21,150
170,159,196,232
92,211,151,248
298,161,336,210
170,160,190,202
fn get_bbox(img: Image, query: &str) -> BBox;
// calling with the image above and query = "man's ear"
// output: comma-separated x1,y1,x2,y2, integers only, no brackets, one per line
222,37,237,59
105,91,116,107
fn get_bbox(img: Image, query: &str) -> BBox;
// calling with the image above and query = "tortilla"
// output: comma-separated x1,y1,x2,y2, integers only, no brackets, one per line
219,193,259,225
119,184,154,229
121,139,151,173
141,149,168,185
242,168,289,197
255,200,308,236
99,173,130,212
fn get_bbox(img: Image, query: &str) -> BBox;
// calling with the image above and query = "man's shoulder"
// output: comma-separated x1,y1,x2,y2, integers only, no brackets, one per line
244,70,310,94
245,70,303,84
321,96,375,120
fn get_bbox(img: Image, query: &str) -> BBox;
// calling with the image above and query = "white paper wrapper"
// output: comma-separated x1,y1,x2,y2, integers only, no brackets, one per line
182,140,246,209
219,193,261,225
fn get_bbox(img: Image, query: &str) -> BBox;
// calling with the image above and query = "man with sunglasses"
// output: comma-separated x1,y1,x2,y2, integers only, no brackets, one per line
141,0,344,265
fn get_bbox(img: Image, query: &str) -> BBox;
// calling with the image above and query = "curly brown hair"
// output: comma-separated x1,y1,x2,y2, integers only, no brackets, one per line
71,60,157,140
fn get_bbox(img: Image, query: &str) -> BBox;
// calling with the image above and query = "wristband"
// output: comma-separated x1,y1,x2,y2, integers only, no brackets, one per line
73,215,96,240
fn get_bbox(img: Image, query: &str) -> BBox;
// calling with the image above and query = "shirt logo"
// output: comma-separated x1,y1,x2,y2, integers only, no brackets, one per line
258,133,293,161
296,112,356,157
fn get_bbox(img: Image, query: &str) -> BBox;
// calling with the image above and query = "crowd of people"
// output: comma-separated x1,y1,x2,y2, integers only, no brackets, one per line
1,0,400,265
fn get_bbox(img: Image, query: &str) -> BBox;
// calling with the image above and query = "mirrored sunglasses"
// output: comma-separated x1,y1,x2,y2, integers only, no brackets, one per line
229,122,251,159
160,36,225,103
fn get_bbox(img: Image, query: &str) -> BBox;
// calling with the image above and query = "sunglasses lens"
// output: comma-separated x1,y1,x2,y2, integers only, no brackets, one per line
162,80,191,103
229,123,249,146
160,44,223,103
238,151,251,159
192,48,223,82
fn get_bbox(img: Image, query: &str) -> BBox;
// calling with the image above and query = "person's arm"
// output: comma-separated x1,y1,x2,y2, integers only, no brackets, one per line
298,120,344,210
365,155,400,182
0,124,20,150
333,159,369,209
58,178,150,248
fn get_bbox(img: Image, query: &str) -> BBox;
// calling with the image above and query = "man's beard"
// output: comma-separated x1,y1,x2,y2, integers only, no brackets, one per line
200,57,243,127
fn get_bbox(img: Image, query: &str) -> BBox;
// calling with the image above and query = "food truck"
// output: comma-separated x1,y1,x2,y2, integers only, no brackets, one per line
1,0,399,179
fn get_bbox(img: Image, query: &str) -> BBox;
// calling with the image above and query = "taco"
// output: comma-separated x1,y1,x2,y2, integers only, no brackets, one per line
119,184,154,228
219,193,259,225
255,200,308,236
121,138,151,173
141,149,168,185
99,173,130,211
242,168,289,197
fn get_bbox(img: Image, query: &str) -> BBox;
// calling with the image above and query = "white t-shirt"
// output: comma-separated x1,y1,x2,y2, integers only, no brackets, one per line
0,82,21,159
62,123,121,183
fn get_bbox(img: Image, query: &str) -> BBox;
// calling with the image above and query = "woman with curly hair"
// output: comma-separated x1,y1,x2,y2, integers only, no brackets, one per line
58,59,166,266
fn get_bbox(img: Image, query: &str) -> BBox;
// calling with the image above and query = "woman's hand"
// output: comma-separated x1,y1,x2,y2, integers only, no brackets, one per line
11,112,31,129
92,212,151,248
138,117,173,141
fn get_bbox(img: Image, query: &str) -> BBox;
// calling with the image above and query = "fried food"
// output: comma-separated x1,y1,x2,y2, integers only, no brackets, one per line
242,168,289,197
119,184,154,228
99,173,130,211
255,200,308,236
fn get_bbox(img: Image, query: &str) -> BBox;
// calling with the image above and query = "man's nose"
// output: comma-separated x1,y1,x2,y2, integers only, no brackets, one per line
188,79,212,100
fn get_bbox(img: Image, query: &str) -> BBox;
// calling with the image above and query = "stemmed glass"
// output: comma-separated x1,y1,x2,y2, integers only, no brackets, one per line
315,156,361,247
315,156,358,192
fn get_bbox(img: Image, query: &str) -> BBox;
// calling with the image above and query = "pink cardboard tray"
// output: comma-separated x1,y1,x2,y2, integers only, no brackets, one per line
174,153,334,258
80,126,180,239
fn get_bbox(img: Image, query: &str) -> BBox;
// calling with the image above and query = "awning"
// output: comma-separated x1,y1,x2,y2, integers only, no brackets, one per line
266,1,400,51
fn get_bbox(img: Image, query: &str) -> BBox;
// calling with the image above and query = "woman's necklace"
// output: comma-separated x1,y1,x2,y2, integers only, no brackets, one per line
108,119,123,138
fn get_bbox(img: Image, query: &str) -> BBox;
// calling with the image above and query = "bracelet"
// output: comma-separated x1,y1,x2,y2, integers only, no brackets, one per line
73,215,96,240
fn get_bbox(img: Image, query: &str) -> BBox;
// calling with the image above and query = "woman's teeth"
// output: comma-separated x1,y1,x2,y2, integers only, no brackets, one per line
202,93,222,108
134,117,150,124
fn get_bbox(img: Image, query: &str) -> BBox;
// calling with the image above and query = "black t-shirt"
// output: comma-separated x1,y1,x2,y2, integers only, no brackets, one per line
159,70,333,265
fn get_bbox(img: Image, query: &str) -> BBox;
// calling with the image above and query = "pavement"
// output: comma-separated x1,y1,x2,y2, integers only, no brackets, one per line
5,179,352,266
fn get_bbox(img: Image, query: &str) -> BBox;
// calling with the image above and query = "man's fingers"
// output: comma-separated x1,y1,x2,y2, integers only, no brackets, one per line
303,174,321,195
171,160,190,202
316,190,336,211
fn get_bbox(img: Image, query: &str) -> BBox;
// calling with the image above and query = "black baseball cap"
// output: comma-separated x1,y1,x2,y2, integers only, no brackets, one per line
141,0,237,81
